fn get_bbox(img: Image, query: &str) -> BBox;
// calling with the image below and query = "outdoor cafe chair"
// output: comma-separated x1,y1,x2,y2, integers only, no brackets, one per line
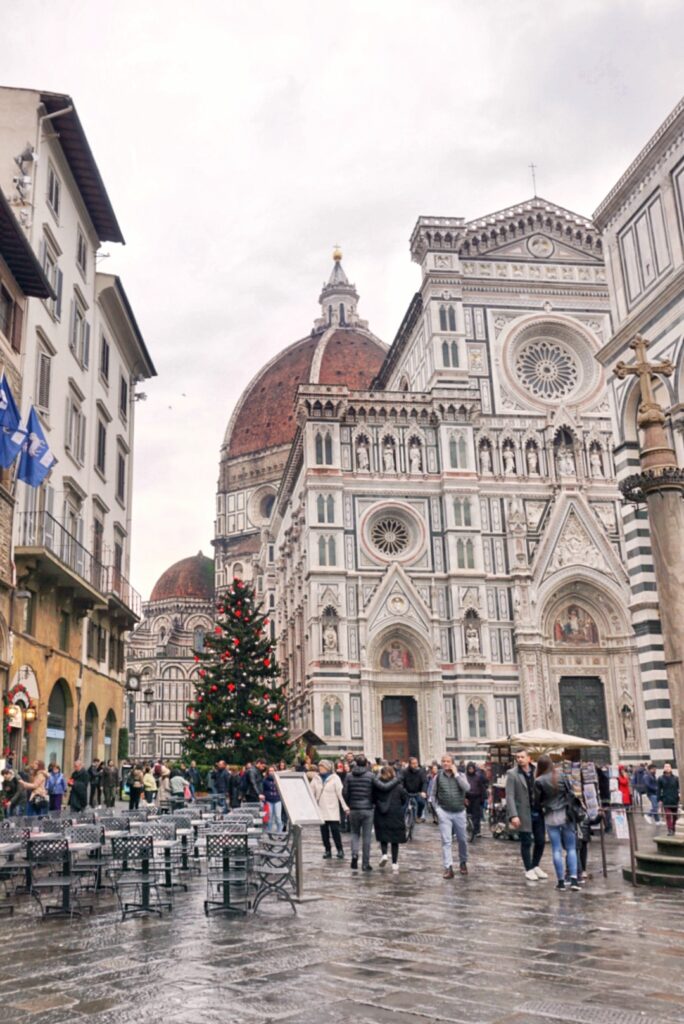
26,838,93,919
65,824,105,890
251,831,297,915
204,831,250,916
108,834,170,920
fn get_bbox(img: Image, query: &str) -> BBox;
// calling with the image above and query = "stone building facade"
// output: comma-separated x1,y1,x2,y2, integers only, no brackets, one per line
227,200,668,765
592,93,684,765
125,554,214,762
0,88,156,769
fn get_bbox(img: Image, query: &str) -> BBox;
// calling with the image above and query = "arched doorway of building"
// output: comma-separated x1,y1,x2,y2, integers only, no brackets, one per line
103,710,117,764
83,703,99,765
559,676,610,763
46,680,70,767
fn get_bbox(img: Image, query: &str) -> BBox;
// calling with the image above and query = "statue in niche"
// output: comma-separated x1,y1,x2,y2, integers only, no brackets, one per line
409,442,422,474
383,443,396,472
356,440,370,471
502,446,516,475
590,448,604,479
480,446,492,474
621,704,636,746
465,624,481,655
526,446,539,475
323,624,338,653
557,447,575,476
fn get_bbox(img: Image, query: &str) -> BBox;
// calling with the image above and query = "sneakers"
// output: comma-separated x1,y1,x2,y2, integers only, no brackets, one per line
378,854,388,868
362,864,373,872
533,866,548,879
644,814,653,825
336,850,345,859
350,857,358,871
525,869,539,881
322,851,332,860
459,862,468,875
569,877,581,891
392,863,399,873
443,866,454,879
556,880,566,891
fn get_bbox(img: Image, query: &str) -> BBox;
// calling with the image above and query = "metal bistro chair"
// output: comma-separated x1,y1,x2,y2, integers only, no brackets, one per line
66,824,106,891
136,822,186,893
108,834,170,920
0,831,28,915
168,815,201,875
251,831,297,915
204,832,250,916
27,838,93,919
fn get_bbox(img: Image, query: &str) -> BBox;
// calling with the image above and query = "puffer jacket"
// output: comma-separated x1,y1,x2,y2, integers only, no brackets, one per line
343,765,376,810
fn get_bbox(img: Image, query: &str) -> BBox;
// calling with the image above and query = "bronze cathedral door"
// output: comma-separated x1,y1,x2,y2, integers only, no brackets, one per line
559,676,609,761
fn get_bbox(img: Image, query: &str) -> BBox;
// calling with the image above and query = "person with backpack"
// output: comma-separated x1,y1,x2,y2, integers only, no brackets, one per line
46,762,68,812
433,754,471,878
534,754,580,891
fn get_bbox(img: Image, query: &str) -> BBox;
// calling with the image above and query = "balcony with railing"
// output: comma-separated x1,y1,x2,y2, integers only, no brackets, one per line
15,511,141,624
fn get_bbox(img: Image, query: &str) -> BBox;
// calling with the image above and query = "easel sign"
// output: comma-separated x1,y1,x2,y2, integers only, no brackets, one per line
275,771,323,825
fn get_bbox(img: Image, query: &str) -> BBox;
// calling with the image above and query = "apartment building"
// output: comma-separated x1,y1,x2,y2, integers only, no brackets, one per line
0,88,156,769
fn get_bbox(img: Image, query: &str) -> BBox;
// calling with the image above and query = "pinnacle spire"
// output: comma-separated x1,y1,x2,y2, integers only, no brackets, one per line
314,248,365,332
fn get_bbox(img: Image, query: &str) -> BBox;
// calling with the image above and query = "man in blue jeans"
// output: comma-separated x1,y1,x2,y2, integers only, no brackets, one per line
434,754,471,878
506,749,548,882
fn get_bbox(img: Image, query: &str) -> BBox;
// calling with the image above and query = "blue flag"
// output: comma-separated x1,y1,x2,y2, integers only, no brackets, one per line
0,372,26,468
16,406,57,487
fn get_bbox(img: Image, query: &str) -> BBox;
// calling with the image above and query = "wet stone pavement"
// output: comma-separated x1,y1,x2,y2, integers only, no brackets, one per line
1,821,682,1024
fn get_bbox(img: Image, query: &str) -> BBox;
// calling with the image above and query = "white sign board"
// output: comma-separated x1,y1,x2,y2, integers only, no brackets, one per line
613,810,629,840
275,771,324,825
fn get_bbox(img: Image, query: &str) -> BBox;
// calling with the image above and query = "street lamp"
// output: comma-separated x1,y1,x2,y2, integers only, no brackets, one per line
23,705,36,723
143,687,154,706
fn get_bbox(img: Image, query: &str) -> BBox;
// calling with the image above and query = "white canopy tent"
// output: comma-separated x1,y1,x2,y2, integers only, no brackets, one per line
481,728,609,756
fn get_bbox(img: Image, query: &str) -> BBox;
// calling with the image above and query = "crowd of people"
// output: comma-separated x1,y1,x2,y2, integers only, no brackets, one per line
2,750,680,888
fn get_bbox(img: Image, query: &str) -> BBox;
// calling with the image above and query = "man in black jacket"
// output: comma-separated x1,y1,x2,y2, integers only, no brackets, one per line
465,762,488,839
658,764,680,835
242,760,265,805
343,755,377,871
88,759,103,808
402,757,428,823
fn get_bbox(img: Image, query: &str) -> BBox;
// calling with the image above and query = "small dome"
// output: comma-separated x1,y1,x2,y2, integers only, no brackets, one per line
150,552,214,603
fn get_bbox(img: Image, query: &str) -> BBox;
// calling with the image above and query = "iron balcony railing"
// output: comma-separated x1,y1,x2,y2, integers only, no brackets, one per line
16,510,106,594
16,512,141,618
102,565,142,620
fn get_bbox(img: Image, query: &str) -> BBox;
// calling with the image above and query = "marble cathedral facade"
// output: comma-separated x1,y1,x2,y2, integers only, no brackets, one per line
218,198,672,765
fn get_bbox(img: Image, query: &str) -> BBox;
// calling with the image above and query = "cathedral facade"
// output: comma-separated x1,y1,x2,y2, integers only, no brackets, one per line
217,199,672,765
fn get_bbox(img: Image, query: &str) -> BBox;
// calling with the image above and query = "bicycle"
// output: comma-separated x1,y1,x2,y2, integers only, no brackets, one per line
404,796,418,841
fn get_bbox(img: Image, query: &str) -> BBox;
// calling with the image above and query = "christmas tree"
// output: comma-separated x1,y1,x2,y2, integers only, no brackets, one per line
183,577,289,764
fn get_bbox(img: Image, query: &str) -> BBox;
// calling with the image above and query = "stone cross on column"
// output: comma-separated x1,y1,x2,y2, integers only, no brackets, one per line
614,333,684,773
614,334,676,471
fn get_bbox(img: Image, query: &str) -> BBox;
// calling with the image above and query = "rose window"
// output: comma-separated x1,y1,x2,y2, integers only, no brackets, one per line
515,340,580,400
371,517,409,556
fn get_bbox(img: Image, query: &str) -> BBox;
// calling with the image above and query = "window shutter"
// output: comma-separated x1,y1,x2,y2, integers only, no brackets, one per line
68,299,76,350
65,399,72,451
43,485,55,548
39,238,46,271
79,413,86,464
38,352,51,410
54,268,63,320
83,321,90,368
11,301,23,353
75,517,85,578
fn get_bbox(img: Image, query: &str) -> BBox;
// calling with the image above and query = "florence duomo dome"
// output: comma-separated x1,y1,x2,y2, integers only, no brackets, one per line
214,252,387,591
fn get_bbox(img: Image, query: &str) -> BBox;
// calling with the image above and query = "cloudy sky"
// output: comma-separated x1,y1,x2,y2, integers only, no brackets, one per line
3,1,683,597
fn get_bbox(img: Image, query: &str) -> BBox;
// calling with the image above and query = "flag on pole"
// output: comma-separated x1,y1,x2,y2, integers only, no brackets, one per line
0,371,27,468
16,406,57,487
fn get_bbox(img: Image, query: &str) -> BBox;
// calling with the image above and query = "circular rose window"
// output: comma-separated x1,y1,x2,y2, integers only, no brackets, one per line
515,339,580,401
371,517,409,556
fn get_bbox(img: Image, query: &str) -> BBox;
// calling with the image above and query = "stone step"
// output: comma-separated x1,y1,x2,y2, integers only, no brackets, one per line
633,851,684,877
655,836,684,857
623,866,684,888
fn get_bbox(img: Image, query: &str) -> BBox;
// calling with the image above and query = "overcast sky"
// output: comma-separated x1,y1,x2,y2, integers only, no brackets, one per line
3,1,683,598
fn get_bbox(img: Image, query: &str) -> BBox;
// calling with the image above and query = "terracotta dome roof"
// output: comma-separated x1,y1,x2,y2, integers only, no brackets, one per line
225,327,386,459
150,552,214,603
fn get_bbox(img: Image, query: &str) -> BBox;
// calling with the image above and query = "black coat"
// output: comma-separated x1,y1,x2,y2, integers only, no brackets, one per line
374,780,407,844
69,768,89,811
343,766,376,810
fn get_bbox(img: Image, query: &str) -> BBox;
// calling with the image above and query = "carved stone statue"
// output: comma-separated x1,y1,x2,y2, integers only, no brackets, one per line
356,440,369,471
503,446,516,475
621,704,636,745
383,443,396,472
465,624,481,655
409,442,422,474
479,446,492,474
323,624,338,653
590,448,604,479
526,446,539,475
557,447,575,476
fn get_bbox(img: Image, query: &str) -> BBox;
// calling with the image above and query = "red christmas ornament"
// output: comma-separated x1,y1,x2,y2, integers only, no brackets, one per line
194,655,200,663
214,626,222,636
199,669,206,678
273,713,280,722
228,683,236,692
264,619,270,626
259,735,264,741
234,731,241,738
210,684,218,693
263,659,271,667
236,610,241,618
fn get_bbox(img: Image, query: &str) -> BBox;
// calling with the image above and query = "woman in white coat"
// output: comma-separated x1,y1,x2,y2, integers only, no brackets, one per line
310,759,349,859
